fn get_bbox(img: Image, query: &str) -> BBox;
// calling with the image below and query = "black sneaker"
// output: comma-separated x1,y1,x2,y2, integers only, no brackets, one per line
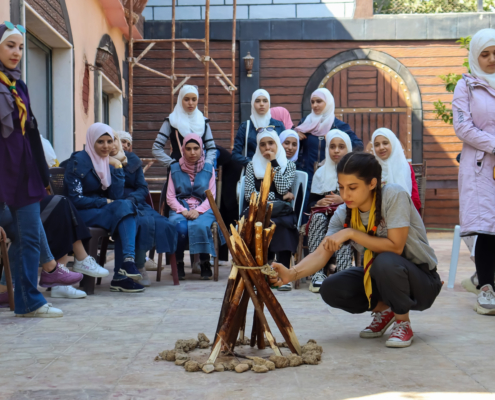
118,261,142,281
200,260,212,280
177,261,185,281
110,277,145,293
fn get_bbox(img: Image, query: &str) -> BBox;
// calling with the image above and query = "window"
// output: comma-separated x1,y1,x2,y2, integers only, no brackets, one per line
97,71,123,131
26,33,52,142
102,92,110,125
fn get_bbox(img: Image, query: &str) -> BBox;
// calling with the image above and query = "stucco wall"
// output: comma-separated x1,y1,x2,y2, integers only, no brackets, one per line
65,0,127,151
0,0,11,23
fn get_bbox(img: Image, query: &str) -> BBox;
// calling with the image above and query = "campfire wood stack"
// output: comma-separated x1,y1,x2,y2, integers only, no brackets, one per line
205,164,302,365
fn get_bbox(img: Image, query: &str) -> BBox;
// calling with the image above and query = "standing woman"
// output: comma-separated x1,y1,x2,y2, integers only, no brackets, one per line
152,85,216,168
271,107,294,130
453,28,495,315
232,89,285,167
371,128,421,214
295,88,363,211
166,134,223,280
306,129,354,293
0,23,63,317
64,123,145,293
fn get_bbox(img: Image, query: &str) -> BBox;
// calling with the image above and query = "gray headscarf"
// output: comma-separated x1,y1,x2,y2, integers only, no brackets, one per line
0,24,23,138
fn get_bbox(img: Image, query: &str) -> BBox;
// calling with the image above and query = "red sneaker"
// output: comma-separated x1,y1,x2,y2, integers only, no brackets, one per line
360,309,395,338
385,321,414,348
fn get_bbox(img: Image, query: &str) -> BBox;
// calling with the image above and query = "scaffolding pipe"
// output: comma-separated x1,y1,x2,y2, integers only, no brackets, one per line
204,0,210,117
231,0,237,150
171,0,176,112
128,0,134,134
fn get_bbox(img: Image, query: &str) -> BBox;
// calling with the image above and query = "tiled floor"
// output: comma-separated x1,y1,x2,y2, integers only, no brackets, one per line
1,234,495,400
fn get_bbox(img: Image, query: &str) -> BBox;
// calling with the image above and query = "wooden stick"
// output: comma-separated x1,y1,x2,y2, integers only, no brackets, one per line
244,192,258,247
256,290,265,350
250,310,258,348
228,289,250,351
214,263,239,339
254,222,264,266
255,164,273,224
262,228,271,265
264,203,273,229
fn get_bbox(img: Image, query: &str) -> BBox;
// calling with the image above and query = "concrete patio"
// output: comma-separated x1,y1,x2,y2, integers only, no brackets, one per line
1,233,494,400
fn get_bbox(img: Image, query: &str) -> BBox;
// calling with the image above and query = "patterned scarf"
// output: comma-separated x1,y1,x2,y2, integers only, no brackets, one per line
350,193,377,306
0,71,27,135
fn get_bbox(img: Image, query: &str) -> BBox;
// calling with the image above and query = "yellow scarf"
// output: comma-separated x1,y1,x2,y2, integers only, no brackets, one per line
350,194,377,306
0,71,27,135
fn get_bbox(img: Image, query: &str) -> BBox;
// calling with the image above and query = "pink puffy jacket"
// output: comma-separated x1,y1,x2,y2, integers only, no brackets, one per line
453,74,495,237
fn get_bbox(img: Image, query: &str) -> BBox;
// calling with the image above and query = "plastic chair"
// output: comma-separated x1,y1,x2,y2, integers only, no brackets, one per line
0,237,14,311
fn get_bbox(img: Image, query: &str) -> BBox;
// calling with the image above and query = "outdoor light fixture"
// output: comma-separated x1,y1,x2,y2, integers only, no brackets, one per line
96,44,113,67
243,52,254,78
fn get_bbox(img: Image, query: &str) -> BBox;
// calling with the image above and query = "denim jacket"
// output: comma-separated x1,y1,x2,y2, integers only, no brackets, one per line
123,151,149,205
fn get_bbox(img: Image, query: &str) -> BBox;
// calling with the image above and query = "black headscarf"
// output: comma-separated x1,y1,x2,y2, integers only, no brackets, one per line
0,24,23,138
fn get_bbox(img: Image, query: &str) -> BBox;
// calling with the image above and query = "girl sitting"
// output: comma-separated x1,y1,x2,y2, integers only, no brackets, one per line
166,134,223,280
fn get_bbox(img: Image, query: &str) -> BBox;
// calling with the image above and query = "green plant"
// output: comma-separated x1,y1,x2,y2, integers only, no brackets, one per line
433,36,471,125
374,0,495,14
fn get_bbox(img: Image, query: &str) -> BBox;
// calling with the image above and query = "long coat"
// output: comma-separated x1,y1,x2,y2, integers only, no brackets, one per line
453,74,495,237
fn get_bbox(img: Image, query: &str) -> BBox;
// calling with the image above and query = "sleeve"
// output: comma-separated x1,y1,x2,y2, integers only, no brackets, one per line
107,166,126,200
272,160,295,195
409,164,422,213
127,166,149,205
453,79,495,154
196,172,216,214
63,158,107,209
383,186,412,229
326,205,346,236
334,119,364,151
244,162,257,202
203,123,217,165
166,175,187,213
152,121,174,167
232,122,250,166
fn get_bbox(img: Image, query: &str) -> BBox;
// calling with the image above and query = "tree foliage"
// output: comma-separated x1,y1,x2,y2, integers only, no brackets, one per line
374,0,495,14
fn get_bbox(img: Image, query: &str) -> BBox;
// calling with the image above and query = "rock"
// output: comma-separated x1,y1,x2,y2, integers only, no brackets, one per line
175,359,187,366
159,350,176,362
287,354,303,367
198,341,210,349
269,355,289,369
251,357,275,371
307,339,317,344
184,361,200,372
301,343,323,355
175,339,199,353
198,333,210,343
302,351,320,365
175,352,190,361
202,364,215,374
244,360,254,368
252,365,269,373
214,363,225,372
277,341,289,348
228,360,240,371
235,363,250,373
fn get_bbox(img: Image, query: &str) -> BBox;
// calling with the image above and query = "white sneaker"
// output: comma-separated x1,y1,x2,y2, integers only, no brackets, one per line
51,285,87,299
475,284,495,315
139,268,151,287
15,303,63,318
145,258,162,271
73,256,109,278
309,270,327,293
462,273,480,295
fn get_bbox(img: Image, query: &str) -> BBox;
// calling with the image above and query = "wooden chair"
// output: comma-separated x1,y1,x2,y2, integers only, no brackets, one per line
412,161,427,219
0,236,14,311
48,167,110,295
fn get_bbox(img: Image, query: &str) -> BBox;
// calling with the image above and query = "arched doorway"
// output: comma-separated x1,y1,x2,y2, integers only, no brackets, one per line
302,49,423,162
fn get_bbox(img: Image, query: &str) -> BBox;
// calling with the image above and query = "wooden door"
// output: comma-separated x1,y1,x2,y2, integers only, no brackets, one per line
320,61,412,159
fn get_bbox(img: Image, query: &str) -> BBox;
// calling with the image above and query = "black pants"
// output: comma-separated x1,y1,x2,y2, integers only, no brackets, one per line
474,234,495,288
320,252,442,315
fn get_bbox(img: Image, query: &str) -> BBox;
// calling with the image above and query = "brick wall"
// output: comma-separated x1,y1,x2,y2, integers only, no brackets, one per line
142,0,355,20
26,0,70,41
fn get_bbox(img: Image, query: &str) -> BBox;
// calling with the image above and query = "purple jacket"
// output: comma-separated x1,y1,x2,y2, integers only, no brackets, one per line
453,74,495,236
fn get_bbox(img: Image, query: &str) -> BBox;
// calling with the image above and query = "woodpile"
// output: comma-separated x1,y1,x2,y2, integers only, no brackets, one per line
204,163,301,365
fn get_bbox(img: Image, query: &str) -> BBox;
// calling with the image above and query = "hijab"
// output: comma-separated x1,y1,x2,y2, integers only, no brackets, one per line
371,127,412,195
270,107,293,129
279,129,300,162
311,129,352,194
295,88,335,137
111,131,128,166
0,24,23,139
179,133,206,180
250,89,272,129
169,85,205,137
252,129,287,179
85,123,114,190
117,130,132,144
469,28,495,90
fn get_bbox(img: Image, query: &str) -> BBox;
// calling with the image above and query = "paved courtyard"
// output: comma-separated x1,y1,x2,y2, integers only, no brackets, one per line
1,233,495,400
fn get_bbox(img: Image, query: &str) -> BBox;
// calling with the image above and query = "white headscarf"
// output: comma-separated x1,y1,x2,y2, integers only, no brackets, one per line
0,27,22,45
169,85,205,137
311,129,352,194
117,130,132,144
252,129,287,179
469,28,495,90
295,88,335,137
279,129,300,162
372,128,412,194
250,89,272,129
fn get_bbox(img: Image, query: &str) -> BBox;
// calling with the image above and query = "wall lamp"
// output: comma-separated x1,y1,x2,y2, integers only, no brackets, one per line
243,52,254,78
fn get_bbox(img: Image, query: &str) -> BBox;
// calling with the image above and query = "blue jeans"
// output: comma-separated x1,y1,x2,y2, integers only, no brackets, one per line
3,202,47,314
174,219,209,263
112,215,140,280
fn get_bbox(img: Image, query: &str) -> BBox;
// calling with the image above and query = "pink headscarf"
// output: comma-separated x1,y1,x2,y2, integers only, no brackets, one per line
295,88,335,137
85,122,114,190
179,133,206,179
270,107,293,130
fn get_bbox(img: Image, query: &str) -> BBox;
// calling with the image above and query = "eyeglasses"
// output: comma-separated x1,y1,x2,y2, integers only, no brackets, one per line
256,126,276,134
3,21,26,33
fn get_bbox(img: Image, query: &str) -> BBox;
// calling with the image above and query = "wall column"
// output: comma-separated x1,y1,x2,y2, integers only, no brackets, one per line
239,40,260,123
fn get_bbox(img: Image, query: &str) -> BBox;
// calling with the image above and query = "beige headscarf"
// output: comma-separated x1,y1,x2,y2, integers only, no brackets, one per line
111,131,128,166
